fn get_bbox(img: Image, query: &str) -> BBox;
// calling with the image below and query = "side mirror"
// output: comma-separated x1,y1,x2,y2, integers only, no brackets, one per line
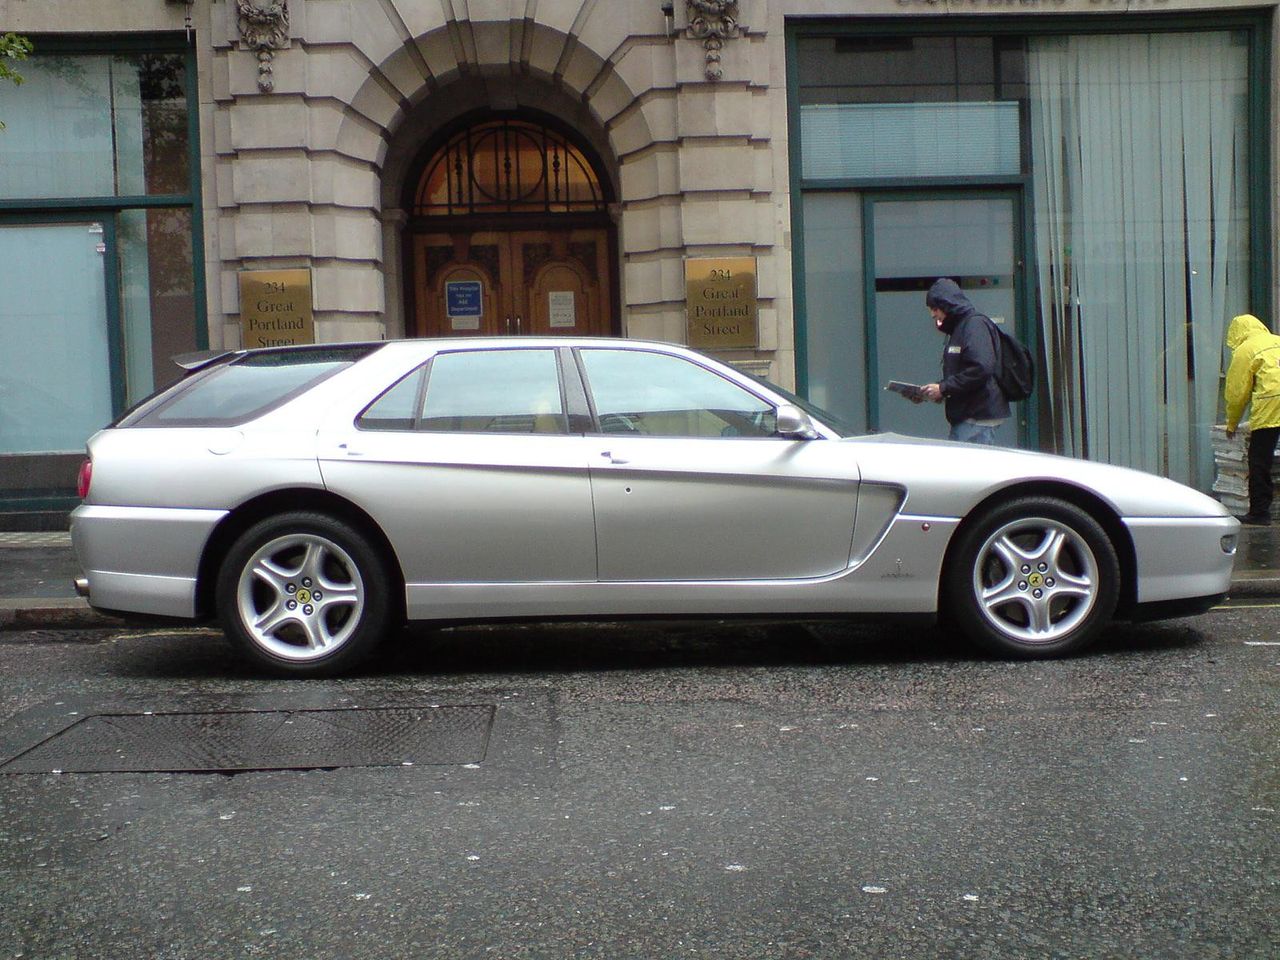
775,404,819,440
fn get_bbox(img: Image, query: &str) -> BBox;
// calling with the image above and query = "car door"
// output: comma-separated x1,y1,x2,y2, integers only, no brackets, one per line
576,347,861,582
317,347,596,584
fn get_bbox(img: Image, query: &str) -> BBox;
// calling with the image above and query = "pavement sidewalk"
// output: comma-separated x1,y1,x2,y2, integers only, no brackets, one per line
1,525,1277,632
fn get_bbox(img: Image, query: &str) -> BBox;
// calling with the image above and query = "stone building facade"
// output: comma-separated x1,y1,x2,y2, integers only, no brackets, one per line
1,0,1277,515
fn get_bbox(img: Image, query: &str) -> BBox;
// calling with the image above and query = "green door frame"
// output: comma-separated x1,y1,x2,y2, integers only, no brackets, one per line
861,187,1034,445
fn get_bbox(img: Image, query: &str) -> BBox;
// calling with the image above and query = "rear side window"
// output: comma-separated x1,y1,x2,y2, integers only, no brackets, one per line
120,346,377,427
358,349,567,434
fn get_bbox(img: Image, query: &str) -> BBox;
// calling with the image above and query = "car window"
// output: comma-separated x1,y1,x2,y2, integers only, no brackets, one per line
419,349,567,434
357,367,424,431
121,346,377,427
578,349,776,438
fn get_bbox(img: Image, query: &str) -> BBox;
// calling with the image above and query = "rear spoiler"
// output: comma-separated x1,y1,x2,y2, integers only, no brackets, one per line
171,349,237,373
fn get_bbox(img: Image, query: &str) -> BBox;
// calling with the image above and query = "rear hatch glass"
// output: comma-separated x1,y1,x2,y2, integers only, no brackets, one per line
117,345,380,428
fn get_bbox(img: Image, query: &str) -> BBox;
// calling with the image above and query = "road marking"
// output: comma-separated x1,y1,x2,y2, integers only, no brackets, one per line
1243,641,1280,646
1218,602,1280,610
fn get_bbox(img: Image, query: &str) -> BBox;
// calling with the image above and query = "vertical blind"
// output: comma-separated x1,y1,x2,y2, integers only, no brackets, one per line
1028,32,1250,488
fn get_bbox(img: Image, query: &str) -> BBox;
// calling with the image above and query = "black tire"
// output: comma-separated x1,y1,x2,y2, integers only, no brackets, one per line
216,512,394,676
943,496,1120,659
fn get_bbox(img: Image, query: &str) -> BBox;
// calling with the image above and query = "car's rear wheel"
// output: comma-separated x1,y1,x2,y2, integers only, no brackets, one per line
944,497,1120,658
216,512,392,676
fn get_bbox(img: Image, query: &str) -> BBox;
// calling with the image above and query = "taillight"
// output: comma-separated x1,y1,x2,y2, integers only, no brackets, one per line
77,459,93,499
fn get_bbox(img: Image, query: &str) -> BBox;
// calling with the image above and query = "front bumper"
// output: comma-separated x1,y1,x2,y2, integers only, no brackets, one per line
1123,515,1239,604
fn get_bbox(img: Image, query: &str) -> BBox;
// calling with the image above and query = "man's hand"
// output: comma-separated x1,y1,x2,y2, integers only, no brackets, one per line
921,383,943,403
1226,428,1236,440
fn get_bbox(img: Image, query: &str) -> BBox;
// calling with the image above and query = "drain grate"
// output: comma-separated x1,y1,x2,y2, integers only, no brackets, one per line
0,705,495,774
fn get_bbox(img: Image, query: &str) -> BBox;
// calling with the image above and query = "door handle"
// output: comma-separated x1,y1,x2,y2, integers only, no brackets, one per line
338,442,364,457
599,450,629,465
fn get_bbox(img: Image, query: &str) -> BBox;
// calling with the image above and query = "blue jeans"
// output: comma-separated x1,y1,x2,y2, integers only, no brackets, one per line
949,420,997,445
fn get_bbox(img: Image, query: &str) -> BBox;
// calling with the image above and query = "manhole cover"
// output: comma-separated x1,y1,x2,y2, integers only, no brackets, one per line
0,705,494,774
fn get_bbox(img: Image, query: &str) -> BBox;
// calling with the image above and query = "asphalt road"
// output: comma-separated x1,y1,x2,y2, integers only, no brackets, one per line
1,608,1277,960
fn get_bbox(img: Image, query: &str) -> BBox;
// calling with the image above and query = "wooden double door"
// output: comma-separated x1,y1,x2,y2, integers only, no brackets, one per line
412,228,613,338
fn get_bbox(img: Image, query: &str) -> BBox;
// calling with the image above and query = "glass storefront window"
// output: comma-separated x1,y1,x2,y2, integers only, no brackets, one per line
119,208,198,402
0,52,189,200
795,25,1257,490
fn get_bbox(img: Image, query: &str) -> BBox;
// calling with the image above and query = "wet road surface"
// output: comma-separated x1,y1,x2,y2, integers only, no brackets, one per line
1,609,1277,959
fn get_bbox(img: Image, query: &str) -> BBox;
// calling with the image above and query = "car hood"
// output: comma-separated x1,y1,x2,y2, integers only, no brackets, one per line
841,433,1229,519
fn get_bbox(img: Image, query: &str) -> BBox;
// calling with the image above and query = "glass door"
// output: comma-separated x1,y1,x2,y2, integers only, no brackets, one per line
866,193,1023,446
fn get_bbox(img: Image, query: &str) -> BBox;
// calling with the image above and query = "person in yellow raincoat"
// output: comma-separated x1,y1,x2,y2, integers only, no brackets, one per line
1224,313,1280,525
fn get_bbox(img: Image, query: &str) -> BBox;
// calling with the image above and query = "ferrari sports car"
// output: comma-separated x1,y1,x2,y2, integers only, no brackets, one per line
71,337,1238,676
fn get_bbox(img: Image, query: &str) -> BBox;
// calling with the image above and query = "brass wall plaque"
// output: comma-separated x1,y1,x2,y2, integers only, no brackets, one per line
239,269,315,348
686,257,757,349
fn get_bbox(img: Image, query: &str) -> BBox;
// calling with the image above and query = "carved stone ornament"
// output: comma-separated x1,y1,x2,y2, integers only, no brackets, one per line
686,0,741,81
237,0,290,93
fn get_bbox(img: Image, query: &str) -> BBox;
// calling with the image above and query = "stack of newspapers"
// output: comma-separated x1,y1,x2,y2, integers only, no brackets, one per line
1211,424,1280,518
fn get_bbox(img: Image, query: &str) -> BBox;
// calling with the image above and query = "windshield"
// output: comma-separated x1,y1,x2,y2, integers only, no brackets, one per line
743,373,856,437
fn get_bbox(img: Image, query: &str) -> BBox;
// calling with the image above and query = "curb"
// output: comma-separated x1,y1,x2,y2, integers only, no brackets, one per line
0,599,125,632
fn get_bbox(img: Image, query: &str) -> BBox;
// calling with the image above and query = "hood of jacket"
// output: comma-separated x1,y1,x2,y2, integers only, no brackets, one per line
926,278,976,334
1226,313,1269,349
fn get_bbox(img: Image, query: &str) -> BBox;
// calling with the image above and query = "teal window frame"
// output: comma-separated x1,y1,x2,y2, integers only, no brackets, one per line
0,33,206,511
786,12,1273,451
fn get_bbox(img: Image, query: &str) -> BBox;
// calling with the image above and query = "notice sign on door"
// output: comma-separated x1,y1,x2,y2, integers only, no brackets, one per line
548,290,576,328
239,269,315,348
446,280,483,331
685,257,757,349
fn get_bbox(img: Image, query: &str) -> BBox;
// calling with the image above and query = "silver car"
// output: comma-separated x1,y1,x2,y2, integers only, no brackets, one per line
71,337,1238,676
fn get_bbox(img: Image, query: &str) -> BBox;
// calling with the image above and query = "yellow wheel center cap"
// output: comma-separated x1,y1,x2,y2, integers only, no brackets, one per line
1027,573,1044,589
296,588,312,604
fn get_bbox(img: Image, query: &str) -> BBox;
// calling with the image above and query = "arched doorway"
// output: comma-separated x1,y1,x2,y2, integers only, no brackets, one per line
404,113,617,338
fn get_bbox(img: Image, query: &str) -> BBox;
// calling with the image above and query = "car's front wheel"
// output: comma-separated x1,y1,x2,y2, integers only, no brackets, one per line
944,497,1120,658
216,512,393,676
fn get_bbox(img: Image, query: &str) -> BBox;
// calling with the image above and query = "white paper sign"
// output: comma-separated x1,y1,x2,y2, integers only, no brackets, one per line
548,291,576,328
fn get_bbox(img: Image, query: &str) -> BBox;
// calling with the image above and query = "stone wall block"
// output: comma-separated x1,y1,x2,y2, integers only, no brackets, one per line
210,52,232,102
678,140,756,193
559,44,608,98
390,0,452,39
612,43,675,102
313,262,386,313
303,1,354,44
232,208,274,258
313,157,381,209
351,6,414,70
315,317,388,342
228,46,306,96
525,26,570,79
233,154,312,204
471,20,515,67
228,100,309,150
349,78,403,133
623,258,665,307
621,205,662,256
680,196,756,247
307,101,346,152
416,30,466,86
212,110,234,156
590,71,641,127
756,306,778,352
532,0,587,36
619,152,660,202
305,47,378,102
269,204,314,255
676,86,754,139
335,114,388,166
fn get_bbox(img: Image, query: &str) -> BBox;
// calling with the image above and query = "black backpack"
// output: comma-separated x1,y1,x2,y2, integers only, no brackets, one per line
987,318,1035,402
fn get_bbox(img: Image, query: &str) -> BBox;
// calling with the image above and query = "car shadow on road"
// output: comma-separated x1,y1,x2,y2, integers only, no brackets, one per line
99,615,1211,681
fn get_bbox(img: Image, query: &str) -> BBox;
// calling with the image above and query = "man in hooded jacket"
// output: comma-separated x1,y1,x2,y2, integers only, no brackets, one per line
1224,312,1280,525
919,278,1010,444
